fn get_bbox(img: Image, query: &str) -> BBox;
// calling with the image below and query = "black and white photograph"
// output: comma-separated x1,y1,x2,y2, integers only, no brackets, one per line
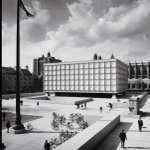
2,0,150,149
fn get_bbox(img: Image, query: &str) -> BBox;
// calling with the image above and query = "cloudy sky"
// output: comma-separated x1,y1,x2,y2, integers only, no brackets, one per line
2,0,150,72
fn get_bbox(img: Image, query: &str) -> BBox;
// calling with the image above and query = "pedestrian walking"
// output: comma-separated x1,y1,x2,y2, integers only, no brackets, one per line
119,130,127,148
3,111,6,121
44,140,50,150
109,103,112,111
37,101,39,106
6,121,10,133
1,143,6,150
99,106,103,112
138,117,143,131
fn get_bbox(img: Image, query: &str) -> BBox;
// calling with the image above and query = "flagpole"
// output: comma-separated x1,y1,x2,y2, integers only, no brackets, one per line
11,0,25,134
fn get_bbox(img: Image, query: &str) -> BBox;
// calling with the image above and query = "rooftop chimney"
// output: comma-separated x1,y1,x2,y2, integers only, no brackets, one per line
25,65,29,70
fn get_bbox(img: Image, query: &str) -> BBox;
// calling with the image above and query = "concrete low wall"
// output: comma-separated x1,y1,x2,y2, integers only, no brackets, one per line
55,114,120,150
138,92,148,108
2,92,45,99
113,102,129,108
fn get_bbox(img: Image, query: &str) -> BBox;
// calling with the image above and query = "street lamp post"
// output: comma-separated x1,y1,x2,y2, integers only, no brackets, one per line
11,0,25,134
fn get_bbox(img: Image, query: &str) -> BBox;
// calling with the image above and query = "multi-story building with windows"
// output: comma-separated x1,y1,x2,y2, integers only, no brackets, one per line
2,66,34,94
33,52,62,76
43,58,128,96
33,52,62,92
128,62,150,90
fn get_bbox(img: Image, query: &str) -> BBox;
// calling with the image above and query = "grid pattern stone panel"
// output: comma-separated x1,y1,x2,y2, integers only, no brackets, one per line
43,59,127,93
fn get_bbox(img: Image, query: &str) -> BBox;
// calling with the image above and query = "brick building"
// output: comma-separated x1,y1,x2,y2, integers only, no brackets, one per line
2,66,34,94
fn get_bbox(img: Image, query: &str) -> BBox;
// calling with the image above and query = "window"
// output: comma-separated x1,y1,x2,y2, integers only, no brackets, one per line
94,74,99,79
89,63,93,68
89,74,93,79
57,86,60,90
75,75,79,80
80,80,83,85
75,64,78,69
94,80,99,85
61,65,65,69
53,71,56,75
79,69,83,74
75,70,78,74
66,65,69,69
70,64,74,69
111,68,116,73
71,86,74,90
70,75,74,80
95,69,99,73
95,86,99,91
100,86,104,91
44,76,48,80
111,74,116,79
84,69,88,74
100,74,104,79
70,70,74,74
66,75,69,80
90,86,93,91
90,69,93,74
106,86,110,91
44,71,48,75
105,62,110,67
53,65,56,70
100,63,104,67
79,75,83,79
84,64,88,68
75,86,78,90
100,69,104,73
57,70,60,75
84,74,88,79
57,76,60,80
61,76,65,80
61,70,65,75
111,62,116,67
105,80,110,85
105,74,110,79
45,66,48,70
57,65,60,70
79,64,83,69
94,63,99,68
105,68,110,73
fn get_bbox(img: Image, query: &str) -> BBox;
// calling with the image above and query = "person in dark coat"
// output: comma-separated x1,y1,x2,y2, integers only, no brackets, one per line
3,111,6,121
6,121,10,133
138,117,143,131
99,106,103,112
1,143,6,150
44,140,50,150
119,130,127,148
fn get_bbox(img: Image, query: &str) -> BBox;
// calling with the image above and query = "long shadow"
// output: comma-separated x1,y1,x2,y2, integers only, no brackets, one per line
94,122,133,150
26,130,61,134
140,111,150,117
125,147,150,149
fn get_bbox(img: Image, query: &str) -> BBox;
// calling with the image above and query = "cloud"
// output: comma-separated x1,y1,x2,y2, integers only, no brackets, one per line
47,0,150,62
2,0,150,71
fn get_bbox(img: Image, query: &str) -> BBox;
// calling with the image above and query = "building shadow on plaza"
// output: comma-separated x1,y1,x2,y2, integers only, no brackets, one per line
140,111,150,117
94,122,132,150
